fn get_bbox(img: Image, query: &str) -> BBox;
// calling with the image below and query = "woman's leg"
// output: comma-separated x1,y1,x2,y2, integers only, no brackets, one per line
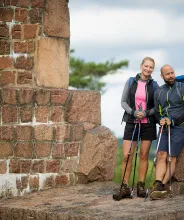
122,140,136,184
138,140,152,182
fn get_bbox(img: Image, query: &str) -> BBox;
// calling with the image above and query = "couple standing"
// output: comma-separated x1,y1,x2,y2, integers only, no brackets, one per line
120,57,184,200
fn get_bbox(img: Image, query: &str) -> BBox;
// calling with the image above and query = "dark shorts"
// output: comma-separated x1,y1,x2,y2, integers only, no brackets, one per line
123,123,157,141
158,126,184,157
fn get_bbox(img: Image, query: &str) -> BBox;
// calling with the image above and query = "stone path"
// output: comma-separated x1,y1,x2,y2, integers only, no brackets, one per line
0,181,184,220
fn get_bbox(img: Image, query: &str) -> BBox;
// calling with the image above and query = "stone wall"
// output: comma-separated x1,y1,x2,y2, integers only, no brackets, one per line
0,0,118,197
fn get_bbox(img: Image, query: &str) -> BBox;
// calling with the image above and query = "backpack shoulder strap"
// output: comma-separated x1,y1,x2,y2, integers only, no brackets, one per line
176,81,183,101
128,77,134,89
152,80,157,91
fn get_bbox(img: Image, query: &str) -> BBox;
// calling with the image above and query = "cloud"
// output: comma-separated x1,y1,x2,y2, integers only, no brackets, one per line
70,6,184,48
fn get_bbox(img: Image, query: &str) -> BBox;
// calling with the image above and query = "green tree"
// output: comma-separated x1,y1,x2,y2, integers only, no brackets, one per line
69,50,129,92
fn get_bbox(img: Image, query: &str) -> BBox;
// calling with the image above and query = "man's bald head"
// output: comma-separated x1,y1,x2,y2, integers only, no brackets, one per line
160,64,174,75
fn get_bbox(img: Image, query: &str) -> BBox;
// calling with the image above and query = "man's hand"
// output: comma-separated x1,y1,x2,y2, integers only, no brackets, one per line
160,118,166,126
160,117,171,126
165,117,171,125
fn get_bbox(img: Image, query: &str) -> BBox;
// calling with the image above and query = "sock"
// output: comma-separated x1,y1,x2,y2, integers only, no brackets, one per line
155,180,162,183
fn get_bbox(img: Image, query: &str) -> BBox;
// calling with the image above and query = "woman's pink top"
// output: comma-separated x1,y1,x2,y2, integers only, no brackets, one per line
135,80,148,123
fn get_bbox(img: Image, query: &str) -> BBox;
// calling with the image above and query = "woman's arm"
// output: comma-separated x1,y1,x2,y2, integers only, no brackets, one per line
121,79,133,115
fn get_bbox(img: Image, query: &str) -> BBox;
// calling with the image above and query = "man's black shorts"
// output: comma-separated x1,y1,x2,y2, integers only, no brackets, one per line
123,123,157,141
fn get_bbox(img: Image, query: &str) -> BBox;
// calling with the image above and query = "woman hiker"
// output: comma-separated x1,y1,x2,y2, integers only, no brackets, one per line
119,57,159,199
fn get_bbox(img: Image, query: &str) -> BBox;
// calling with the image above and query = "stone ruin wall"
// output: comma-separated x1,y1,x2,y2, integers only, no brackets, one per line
0,0,118,197
0,0,183,198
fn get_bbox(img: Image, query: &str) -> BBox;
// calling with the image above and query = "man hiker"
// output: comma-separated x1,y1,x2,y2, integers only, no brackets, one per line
150,64,184,200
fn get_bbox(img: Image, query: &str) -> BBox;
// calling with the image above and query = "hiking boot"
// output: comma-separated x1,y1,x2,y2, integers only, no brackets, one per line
150,181,168,200
137,181,146,198
112,181,131,201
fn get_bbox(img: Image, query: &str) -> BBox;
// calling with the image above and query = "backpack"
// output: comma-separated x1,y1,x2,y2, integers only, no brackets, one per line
176,75,184,101
128,77,157,91
156,75,184,102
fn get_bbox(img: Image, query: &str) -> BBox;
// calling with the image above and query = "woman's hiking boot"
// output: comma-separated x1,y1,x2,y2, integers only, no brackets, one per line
150,181,168,200
137,181,146,198
112,181,131,200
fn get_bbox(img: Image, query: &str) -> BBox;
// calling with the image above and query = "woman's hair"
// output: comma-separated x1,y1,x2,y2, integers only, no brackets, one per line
141,57,155,67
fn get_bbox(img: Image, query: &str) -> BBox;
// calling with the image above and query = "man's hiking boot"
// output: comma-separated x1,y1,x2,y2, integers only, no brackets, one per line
137,181,146,198
150,181,168,200
113,181,131,201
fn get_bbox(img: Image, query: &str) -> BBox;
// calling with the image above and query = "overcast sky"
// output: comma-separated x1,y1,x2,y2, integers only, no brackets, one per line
68,0,184,137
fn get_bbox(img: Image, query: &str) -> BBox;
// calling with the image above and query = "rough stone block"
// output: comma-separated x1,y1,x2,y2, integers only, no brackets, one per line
9,159,21,173
67,91,101,125
44,175,54,188
61,158,78,173
0,160,7,174
69,173,75,185
23,24,38,39
55,175,68,186
50,106,63,122
0,8,14,22
173,148,184,181
71,124,83,141
0,40,10,55
35,37,69,88
17,71,32,85
15,142,33,158
35,142,51,158
78,126,118,182
31,160,44,173
35,89,50,105
64,142,79,157
29,176,39,190
16,126,33,140
0,207,11,220
55,125,70,141
44,0,69,38
0,71,15,86
51,89,70,106
16,175,28,190
35,106,49,122
0,23,9,38
0,142,13,158
0,126,14,141
20,159,32,173
0,56,13,69
12,24,21,39
14,41,34,53
29,8,43,24
32,0,44,8
20,106,33,122
46,160,60,173
15,8,28,23
19,89,34,105
2,88,17,104
2,106,18,124
18,0,30,7
34,125,53,141
14,56,34,70
52,143,64,159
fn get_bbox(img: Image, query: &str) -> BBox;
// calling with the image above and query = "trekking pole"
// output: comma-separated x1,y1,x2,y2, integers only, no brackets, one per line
144,125,164,202
113,122,137,200
168,124,172,198
130,120,141,198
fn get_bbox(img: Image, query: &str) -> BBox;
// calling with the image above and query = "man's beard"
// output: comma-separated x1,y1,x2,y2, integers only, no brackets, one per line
163,78,175,86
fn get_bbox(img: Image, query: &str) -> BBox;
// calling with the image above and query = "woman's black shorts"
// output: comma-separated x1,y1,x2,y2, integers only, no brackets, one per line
123,123,157,141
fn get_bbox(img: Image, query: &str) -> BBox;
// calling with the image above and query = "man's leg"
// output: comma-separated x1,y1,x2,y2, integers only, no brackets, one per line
155,151,168,181
150,151,168,200
162,156,177,185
